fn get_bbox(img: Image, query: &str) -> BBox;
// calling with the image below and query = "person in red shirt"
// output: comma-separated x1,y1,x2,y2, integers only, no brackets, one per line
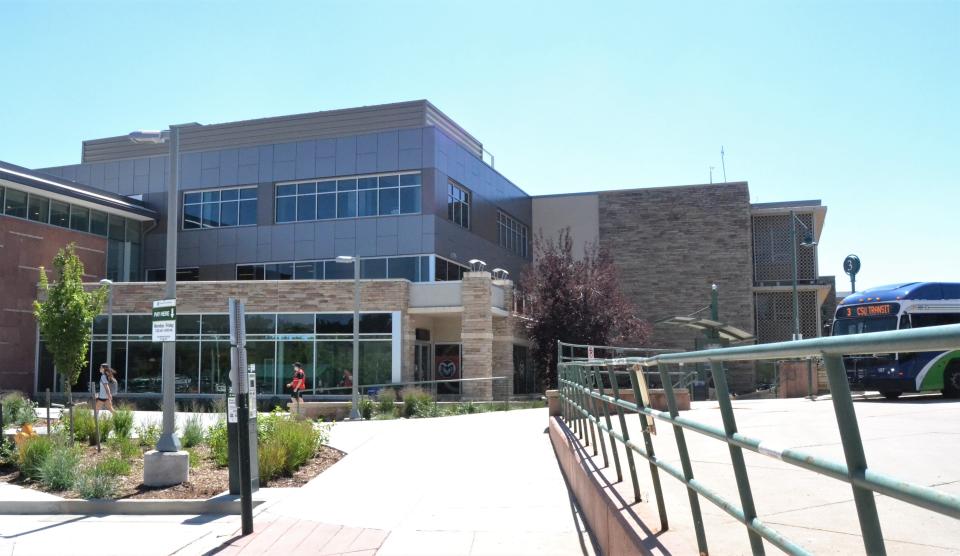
287,362,307,403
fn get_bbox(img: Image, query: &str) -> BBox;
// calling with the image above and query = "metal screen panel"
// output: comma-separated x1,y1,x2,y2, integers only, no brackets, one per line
754,290,819,343
752,213,816,283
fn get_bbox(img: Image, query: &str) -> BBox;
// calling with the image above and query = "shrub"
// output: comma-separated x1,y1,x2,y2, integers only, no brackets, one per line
93,413,113,445
181,414,204,448
358,398,374,420
186,448,201,469
109,437,141,459
76,467,115,499
111,405,134,439
207,419,229,467
17,435,54,480
72,407,96,443
95,455,131,477
258,441,286,484
39,444,81,490
2,392,37,426
377,389,397,416
401,387,434,418
0,438,17,466
135,419,161,448
211,396,227,415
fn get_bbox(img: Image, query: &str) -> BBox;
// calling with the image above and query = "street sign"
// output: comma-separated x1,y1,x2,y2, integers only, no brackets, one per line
247,371,256,418
152,299,176,342
227,396,238,423
843,255,861,276
587,346,595,359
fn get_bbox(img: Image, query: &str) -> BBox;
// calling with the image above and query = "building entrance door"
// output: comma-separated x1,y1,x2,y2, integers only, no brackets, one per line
414,342,433,392
434,343,462,396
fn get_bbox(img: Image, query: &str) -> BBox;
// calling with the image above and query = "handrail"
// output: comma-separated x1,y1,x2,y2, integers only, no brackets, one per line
556,324,960,555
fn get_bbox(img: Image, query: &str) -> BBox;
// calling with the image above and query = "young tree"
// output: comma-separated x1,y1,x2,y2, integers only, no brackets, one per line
519,228,651,389
33,244,108,401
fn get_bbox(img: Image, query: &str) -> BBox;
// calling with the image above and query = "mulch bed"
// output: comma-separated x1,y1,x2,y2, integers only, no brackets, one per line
0,441,344,500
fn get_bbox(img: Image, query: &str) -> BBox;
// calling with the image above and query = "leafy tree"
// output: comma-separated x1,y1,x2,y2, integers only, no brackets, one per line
519,228,650,389
33,244,108,400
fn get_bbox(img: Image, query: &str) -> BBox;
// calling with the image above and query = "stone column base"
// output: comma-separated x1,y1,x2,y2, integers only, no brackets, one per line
143,450,189,487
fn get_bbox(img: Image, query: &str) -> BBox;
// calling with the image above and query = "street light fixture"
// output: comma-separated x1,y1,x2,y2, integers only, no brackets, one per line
128,126,181,453
99,279,113,371
335,255,361,419
790,209,818,341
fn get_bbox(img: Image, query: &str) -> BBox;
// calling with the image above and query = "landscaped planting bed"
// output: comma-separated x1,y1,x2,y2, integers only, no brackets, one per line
0,393,341,500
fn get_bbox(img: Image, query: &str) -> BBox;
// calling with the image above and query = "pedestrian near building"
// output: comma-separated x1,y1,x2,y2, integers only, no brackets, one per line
287,362,307,403
96,364,115,412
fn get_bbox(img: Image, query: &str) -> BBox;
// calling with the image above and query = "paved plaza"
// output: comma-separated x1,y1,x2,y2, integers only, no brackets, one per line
0,397,957,555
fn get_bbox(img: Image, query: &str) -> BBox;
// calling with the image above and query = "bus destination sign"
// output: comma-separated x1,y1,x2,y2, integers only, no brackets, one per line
838,303,899,319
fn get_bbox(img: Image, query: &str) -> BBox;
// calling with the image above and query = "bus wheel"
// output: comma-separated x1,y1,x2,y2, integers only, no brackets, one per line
881,391,902,400
943,366,960,398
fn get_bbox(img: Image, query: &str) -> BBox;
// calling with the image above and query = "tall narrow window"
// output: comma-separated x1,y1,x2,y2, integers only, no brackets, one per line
184,186,257,229
448,181,470,229
497,211,529,258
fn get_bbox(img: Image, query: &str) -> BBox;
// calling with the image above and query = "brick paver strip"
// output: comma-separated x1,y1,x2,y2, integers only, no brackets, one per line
347,528,389,552
317,526,365,554
235,516,299,554
299,523,343,552
263,518,326,553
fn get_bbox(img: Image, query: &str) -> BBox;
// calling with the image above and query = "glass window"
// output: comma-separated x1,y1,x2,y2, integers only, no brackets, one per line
241,188,258,200
298,182,316,195
70,206,90,232
28,195,49,223
361,313,392,334
316,341,352,392
184,192,202,204
359,341,391,389
109,214,126,240
246,340,277,394
325,260,354,280
237,264,264,280
448,181,470,229
294,262,316,279
297,194,316,221
50,201,70,228
245,314,276,334
400,186,420,214
278,313,314,334
201,314,230,335
127,341,163,393
200,340,230,394
361,258,387,279
175,341,200,394
399,174,421,187
220,201,239,226
177,314,201,335
317,180,336,193
239,199,257,225
337,179,357,191
221,189,239,201
388,257,418,281
266,263,294,280
358,177,378,190
128,315,152,335
202,202,220,227
277,184,297,196
337,190,356,218
278,342,313,394
276,196,296,222
497,211,529,258
3,189,27,218
90,210,108,236
316,314,352,334
378,187,399,216
93,314,127,335
317,193,336,220
358,189,378,217
202,191,220,203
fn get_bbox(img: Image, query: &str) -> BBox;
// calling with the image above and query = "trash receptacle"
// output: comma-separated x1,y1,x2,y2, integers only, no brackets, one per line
692,380,708,401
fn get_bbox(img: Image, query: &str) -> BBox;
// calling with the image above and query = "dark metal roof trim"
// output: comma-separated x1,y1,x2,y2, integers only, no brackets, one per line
0,160,157,220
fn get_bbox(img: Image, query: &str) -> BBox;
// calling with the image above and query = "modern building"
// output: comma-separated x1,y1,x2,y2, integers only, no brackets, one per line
3,100,829,399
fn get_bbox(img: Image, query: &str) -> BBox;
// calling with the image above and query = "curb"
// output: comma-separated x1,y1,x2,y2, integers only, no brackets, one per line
0,496,265,515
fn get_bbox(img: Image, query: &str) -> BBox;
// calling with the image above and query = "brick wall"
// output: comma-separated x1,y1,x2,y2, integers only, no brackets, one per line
492,279,518,399
461,272,494,400
0,216,107,393
598,183,756,391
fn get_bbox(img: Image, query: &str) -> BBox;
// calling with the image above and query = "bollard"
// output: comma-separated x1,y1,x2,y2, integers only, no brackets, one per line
45,389,51,433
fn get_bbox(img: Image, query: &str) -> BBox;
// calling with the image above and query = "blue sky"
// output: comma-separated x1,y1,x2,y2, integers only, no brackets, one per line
1,1,956,290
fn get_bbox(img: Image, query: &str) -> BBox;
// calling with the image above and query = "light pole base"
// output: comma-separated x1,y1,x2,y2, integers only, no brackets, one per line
143,450,189,487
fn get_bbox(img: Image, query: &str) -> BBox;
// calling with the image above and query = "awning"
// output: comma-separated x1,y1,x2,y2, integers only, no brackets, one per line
659,316,755,343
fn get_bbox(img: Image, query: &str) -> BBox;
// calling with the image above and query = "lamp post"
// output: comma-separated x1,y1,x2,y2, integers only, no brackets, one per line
789,209,818,341
99,279,113,369
336,255,361,419
129,127,181,452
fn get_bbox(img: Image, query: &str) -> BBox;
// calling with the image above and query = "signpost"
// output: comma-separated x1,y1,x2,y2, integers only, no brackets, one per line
844,254,861,293
152,299,176,342
227,298,256,536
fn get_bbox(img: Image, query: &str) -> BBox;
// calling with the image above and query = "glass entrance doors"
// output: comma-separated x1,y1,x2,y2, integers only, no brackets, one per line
414,342,433,393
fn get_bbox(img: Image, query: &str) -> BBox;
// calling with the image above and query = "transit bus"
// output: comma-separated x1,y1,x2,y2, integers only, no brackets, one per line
832,282,960,400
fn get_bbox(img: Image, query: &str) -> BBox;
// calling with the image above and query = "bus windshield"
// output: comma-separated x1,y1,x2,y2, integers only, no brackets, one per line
832,316,899,336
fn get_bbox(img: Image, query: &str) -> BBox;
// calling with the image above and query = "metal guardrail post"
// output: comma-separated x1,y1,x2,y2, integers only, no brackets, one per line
628,366,668,530
606,366,641,503
823,354,886,555
660,363,709,555
577,367,597,452
592,365,623,481
711,360,765,554
582,366,609,466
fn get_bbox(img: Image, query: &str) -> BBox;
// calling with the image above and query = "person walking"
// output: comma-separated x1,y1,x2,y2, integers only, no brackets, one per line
287,362,307,403
96,363,115,412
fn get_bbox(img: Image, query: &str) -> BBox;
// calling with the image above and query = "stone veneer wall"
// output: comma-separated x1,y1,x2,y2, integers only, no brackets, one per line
460,272,494,400
492,279,517,400
598,183,757,392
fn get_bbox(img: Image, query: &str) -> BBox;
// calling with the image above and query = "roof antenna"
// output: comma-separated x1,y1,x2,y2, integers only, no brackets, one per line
721,146,727,182
709,166,714,184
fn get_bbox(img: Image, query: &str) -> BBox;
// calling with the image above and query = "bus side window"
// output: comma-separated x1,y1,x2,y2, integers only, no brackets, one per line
911,313,960,328
899,314,911,330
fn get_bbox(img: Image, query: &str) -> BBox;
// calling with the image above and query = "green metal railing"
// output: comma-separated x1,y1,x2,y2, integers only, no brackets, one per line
557,324,960,555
